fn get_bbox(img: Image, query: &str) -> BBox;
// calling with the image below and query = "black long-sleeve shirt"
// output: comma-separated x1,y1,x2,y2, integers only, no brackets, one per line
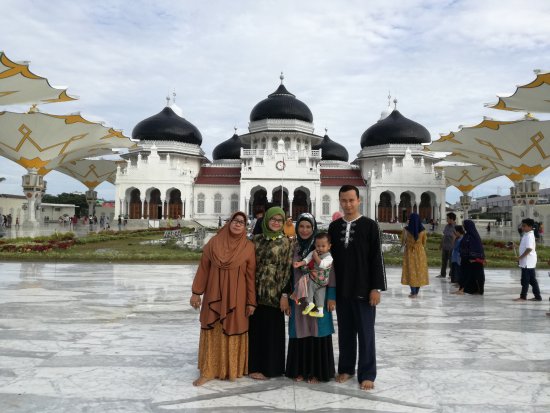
328,216,387,300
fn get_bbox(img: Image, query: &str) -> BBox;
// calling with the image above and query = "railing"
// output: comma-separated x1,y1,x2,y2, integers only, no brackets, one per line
241,149,322,159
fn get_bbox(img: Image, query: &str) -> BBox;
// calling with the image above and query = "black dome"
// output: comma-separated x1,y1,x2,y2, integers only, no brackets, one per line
360,110,430,148
250,84,313,123
212,132,249,160
313,134,349,162
132,106,202,145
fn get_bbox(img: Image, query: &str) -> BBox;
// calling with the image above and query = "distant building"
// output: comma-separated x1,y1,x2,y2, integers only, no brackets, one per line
115,78,445,226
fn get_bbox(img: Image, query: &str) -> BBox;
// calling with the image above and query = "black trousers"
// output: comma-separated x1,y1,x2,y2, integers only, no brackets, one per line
248,304,285,377
520,268,542,299
336,297,377,383
440,249,452,277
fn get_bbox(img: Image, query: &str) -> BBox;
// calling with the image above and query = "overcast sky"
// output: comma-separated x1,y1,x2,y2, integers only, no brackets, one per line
1,0,550,203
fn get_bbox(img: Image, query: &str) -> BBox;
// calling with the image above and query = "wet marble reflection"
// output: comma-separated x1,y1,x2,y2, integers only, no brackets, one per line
0,263,548,412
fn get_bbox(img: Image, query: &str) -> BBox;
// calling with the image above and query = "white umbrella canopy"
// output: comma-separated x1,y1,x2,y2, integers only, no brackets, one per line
56,159,121,189
0,111,134,175
45,146,127,172
428,116,550,181
487,70,550,113
436,164,503,193
0,51,77,106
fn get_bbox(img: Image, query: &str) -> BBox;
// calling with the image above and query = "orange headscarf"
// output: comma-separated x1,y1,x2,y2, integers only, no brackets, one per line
207,211,251,269
283,217,296,237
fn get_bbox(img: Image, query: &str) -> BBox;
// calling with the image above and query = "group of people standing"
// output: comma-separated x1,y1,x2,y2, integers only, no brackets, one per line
400,212,486,297
190,185,387,390
437,212,486,295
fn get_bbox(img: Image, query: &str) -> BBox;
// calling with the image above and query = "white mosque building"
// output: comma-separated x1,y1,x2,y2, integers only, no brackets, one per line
114,76,446,226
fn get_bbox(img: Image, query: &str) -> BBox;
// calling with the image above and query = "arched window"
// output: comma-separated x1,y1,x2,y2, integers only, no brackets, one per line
214,193,222,214
272,137,278,150
322,195,330,216
197,193,205,214
230,194,239,212
284,137,291,151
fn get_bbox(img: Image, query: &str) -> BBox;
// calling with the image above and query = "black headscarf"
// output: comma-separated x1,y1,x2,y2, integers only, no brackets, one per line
295,213,318,259
405,213,425,241
460,219,485,259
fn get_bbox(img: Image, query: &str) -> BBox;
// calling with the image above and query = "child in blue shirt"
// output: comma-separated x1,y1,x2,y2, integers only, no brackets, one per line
451,225,465,293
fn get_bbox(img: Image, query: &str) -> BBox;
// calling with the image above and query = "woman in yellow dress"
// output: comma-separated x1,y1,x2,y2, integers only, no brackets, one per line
401,213,429,298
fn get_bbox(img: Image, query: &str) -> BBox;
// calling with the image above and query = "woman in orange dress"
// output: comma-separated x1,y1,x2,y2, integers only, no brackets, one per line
190,211,257,386
401,213,429,298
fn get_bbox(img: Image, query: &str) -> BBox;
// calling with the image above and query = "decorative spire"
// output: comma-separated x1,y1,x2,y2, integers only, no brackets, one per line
234,126,238,134
172,90,177,104
324,127,328,135
165,95,170,106
387,91,391,107
393,98,398,110
280,71,284,84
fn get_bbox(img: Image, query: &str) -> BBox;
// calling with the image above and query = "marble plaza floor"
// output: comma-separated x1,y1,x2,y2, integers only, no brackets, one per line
0,263,548,413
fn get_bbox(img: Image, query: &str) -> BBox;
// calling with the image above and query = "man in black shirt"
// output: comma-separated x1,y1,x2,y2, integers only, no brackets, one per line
328,185,387,391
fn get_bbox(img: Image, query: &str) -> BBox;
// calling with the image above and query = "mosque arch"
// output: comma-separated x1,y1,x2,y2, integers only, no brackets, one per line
147,188,162,219
378,191,395,223
398,191,415,223
419,191,436,222
273,187,290,216
128,188,142,219
292,186,311,220
167,188,182,219
250,186,268,216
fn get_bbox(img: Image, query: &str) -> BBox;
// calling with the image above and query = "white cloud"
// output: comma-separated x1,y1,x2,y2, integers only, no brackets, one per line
1,0,549,202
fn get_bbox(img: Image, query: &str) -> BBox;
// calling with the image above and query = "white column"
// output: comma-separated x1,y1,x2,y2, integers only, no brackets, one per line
141,198,146,219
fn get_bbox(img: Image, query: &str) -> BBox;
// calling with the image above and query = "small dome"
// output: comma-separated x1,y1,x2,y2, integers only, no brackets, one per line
250,76,313,123
132,105,202,145
313,133,349,162
360,110,430,148
212,131,249,160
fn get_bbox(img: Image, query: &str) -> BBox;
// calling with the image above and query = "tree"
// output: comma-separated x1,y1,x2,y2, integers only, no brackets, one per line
42,193,88,216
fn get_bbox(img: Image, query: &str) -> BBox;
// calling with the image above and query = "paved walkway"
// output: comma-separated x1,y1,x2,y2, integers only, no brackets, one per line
0,263,548,412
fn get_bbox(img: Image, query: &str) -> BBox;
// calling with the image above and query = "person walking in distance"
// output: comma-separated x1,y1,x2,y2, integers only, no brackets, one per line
513,218,543,302
437,213,456,278
328,185,387,391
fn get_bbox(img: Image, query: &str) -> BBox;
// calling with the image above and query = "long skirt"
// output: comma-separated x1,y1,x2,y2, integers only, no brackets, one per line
462,261,485,295
248,304,285,377
197,322,248,380
285,336,335,382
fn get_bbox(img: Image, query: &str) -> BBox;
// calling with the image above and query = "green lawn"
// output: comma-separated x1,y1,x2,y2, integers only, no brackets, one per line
1,229,549,268
0,229,202,263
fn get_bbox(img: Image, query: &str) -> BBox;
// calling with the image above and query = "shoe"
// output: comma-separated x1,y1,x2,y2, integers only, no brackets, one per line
528,297,542,301
513,297,527,302
435,275,446,278
309,311,324,318
302,303,315,315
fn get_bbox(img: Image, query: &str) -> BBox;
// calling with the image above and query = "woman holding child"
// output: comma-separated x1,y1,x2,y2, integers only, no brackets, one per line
285,213,336,383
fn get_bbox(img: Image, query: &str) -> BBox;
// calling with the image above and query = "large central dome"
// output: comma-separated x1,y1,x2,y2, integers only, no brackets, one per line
132,104,203,145
360,110,430,148
250,75,313,123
